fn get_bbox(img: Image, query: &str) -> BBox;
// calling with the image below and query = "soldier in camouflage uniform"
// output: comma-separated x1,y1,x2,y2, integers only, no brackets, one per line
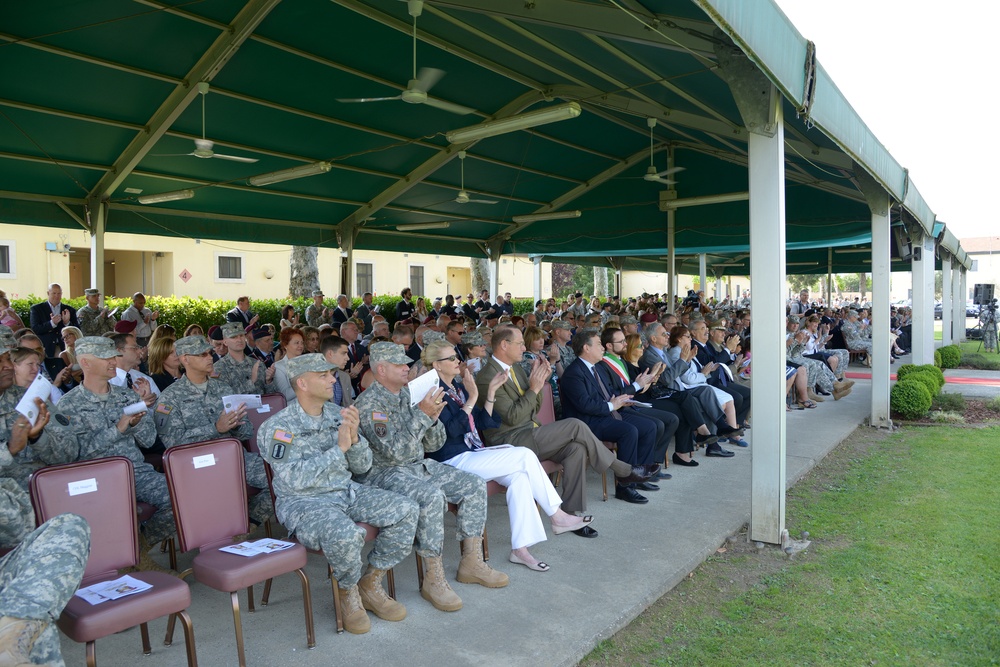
550,319,577,372
259,353,417,634
213,322,274,395
355,342,507,613
0,513,90,667
154,335,273,526
54,337,177,555
75,288,116,337
305,290,332,328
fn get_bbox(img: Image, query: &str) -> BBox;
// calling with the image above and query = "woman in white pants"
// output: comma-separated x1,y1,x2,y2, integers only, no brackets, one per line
421,340,592,572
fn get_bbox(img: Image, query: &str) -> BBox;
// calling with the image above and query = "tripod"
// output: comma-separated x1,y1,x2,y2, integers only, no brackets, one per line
976,304,999,354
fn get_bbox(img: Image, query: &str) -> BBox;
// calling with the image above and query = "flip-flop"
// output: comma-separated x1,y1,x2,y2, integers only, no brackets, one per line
509,552,550,572
552,515,593,535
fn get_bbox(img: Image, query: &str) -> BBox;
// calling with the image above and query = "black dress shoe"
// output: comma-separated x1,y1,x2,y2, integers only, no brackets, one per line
671,453,700,467
705,445,735,458
616,465,654,485
634,481,659,491
694,432,719,446
654,470,672,480
640,463,662,477
572,525,599,538
614,485,649,504
717,424,739,436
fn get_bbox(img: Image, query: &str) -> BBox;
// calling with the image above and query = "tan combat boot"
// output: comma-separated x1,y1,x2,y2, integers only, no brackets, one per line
337,585,371,634
833,385,852,400
456,537,509,588
358,566,406,621
834,379,855,391
420,557,462,611
806,390,825,403
0,616,44,667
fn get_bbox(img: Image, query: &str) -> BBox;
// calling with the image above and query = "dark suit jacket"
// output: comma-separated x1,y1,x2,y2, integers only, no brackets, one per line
426,379,500,463
474,358,541,447
560,358,624,425
226,307,254,327
335,369,354,408
461,303,479,322
29,301,78,357
332,306,353,324
639,346,689,393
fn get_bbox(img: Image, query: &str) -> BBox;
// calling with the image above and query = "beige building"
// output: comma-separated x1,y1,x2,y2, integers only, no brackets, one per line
959,236,1000,303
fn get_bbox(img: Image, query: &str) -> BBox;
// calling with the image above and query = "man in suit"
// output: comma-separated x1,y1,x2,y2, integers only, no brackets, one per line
332,294,354,325
461,293,479,323
444,320,466,361
339,320,367,392
559,330,661,504
226,296,258,329
354,292,378,334
475,326,656,530
690,320,750,430
29,283,78,357
321,335,355,407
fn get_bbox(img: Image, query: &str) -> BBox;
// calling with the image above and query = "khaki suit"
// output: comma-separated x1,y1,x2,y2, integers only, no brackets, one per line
475,357,617,513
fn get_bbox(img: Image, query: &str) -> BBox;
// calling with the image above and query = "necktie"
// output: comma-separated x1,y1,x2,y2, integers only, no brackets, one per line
592,367,622,420
508,367,524,395
349,344,356,360
333,376,343,406
125,373,134,389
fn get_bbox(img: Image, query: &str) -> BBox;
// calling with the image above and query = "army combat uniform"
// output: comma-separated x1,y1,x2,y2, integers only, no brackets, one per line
259,399,417,587
76,304,115,337
214,351,265,395
305,303,331,328
355,380,487,558
153,374,273,525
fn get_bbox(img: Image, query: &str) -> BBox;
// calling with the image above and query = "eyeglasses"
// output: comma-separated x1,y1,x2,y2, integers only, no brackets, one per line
435,355,458,363
611,339,626,345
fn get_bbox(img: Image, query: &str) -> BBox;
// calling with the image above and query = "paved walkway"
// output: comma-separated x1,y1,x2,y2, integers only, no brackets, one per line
52,372,898,667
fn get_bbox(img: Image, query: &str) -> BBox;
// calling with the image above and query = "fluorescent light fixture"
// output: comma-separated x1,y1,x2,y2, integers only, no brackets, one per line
787,261,820,266
834,248,872,254
395,221,451,231
249,161,332,186
137,189,194,205
446,102,582,144
511,210,581,224
714,262,746,267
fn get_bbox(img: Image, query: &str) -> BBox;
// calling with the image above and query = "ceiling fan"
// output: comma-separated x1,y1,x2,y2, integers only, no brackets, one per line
454,151,498,204
638,118,683,185
152,82,259,163
337,1,474,115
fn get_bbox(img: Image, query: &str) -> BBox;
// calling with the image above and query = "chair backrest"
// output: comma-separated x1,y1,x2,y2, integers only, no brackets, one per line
29,457,137,584
162,438,248,553
537,382,556,426
245,393,287,452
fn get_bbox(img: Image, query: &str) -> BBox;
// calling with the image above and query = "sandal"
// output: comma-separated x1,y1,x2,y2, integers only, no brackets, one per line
797,400,818,409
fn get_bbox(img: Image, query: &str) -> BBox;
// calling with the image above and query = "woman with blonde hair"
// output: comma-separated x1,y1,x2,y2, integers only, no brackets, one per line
147,336,182,391
58,325,84,386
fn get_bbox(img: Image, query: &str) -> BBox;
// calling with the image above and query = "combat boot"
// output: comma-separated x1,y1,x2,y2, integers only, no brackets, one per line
136,533,173,574
420,557,462,611
456,537,509,588
0,616,44,667
336,585,371,634
358,566,406,621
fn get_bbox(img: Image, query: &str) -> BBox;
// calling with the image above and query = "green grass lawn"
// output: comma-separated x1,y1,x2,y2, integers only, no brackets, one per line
584,426,1000,666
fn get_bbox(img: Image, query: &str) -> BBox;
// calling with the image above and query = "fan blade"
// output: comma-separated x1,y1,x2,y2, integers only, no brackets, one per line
654,166,685,178
652,177,676,185
337,95,403,103
469,198,499,204
413,67,445,93
212,153,259,163
423,96,475,115
149,153,198,157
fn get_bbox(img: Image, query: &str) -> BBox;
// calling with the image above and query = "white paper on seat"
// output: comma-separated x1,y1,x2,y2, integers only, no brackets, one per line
75,575,152,605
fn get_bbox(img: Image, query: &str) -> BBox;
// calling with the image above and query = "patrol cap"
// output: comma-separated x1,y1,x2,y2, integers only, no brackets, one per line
550,319,573,330
251,327,271,339
461,331,486,347
175,335,213,357
0,340,12,357
369,341,411,365
287,352,336,377
311,290,325,297
75,336,122,359
114,319,137,334
221,322,245,338
84,288,100,296
0,324,15,347
619,315,638,325
422,330,447,345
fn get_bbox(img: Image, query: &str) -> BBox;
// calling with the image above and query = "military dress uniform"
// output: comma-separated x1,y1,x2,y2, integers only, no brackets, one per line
355,374,487,558
259,399,417,587
0,513,90,667
153,373,273,525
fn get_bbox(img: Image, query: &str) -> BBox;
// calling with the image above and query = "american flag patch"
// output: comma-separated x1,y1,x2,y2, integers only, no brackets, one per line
155,404,172,415
273,429,294,444
372,411,388,422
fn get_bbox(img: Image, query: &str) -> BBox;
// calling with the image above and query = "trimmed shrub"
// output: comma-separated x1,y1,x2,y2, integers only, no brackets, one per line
934,350,942,368
929,411,965,424
895,363,919,382
890,379,933,420
938,345,962,369
906,371,940,399
916,364,945,389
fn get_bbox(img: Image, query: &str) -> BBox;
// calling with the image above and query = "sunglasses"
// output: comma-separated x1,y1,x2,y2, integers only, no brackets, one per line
435,355,458,363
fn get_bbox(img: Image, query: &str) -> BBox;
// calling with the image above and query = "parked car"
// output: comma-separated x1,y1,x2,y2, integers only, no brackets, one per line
967,302,981,317
934,302,942,319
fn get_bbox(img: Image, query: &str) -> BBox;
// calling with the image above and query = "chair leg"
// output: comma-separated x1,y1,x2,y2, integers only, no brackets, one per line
601,470,608,501
140,622,152,654
230,591,247,667
294,568,316,648
167,537,177,571
482,526,490,562
246,584,255,613
261,578,273,606
264,519,272,539
386,567,396,599
415,552,424,590
175,609,199,667
331,570,344,634
86,640,96,667
165,612,177,646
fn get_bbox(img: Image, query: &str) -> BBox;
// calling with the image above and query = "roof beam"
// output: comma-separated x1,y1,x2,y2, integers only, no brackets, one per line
89,0,282,200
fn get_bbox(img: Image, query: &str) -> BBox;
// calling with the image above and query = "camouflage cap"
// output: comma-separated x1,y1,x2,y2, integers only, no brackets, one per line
461,331,486,347
619,315,638,326
175,335,213,357
75,336,122,359
423,330,447,345
311,290,325,297
84,288,99,296
369,341,411,365
287,352,336,377
0,324,15,348
221,322,245,338
550,319,573,330
0,339,12,357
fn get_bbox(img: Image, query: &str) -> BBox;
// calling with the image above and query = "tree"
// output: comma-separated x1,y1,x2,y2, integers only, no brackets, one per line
788,274,820,294
935,270,943,299
593,266,608,297
289,246,319,298
470,257,490,296
834,273,872,294
551,263,576,298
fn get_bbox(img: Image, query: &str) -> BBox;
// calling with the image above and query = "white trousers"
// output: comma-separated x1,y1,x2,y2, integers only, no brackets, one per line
445,445,563,549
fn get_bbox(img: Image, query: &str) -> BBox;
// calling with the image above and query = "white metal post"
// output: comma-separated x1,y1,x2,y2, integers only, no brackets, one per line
89,199,106,296
941,254,952,346
827,247,833,306
911,233,936,365
532,256,542,304
748,96,786,545
698,253,707,297
870,197,891,428
667,212,676,311
951,259,964,342
489,260,498,303
959,267,968,342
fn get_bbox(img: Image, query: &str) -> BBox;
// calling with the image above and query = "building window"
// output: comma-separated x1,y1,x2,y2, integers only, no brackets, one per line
409,265,425,297
0,242,14,278
215,253,244,283
356,262,373,296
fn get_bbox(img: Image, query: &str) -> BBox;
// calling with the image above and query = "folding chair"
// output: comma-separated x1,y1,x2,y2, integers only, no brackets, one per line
29,457,197,667
245,393,287,442
162,438,314,666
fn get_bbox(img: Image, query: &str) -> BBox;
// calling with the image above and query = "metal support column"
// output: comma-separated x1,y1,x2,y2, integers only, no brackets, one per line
88,198,105,295
667,212,676,311
941,253,952,346
911,232,936,365
532,256,542,304
951,259,964,342
827,247,833,306
959,267,968,342
698,253,707,297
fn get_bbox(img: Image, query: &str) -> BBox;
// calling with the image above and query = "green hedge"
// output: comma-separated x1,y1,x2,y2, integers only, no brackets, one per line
906,371,941,400
934,349,942,368
891,379,933,419
915,364,945,389
938,344,961,369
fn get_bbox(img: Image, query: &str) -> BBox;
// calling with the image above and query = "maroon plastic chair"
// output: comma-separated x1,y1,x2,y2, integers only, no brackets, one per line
29,457,197,667
534,383,565,487
260,460,395,634
162,438,315,666
245,393,287,444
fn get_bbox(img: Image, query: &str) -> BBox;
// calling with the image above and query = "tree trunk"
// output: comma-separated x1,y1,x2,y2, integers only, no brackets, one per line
470,257,490,296
593,266,608,297
551,263,575,299
289,246,320,298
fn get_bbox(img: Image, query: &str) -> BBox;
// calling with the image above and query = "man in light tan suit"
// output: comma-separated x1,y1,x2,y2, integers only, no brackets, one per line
474,326,657,536
321,335,354,407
